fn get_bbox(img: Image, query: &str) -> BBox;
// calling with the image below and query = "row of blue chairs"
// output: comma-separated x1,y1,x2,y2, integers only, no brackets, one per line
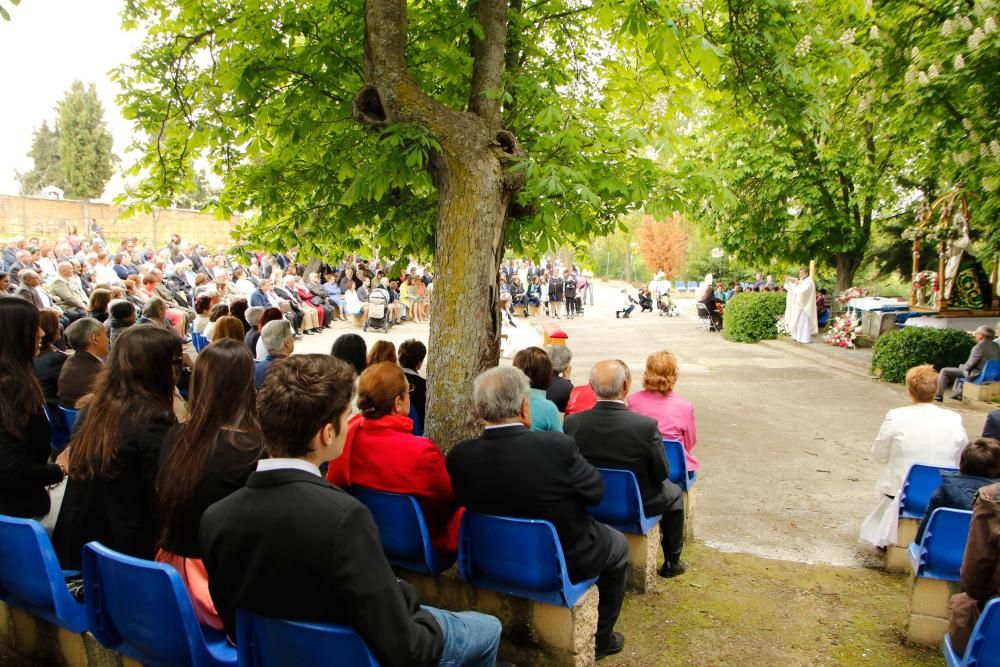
897,465,999,667
0,516,378,666
672,281,700,293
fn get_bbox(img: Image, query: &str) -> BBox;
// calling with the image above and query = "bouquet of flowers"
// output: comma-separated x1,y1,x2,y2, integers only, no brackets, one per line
823,312,862,348
912,270,939,292
836,286,868,305
776,315,791,336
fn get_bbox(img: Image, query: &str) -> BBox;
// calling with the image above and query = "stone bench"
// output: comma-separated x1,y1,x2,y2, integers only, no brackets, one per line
399,567,599,667
963,380,1000,402
884,516,919,573
906,575,959,645
0,601,140,667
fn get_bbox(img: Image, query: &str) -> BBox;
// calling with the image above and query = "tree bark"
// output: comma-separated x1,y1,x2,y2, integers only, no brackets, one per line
425,150,511,449
834,253,861,294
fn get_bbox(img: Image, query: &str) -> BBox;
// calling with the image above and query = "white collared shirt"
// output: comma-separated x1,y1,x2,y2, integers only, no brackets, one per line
484,423,523,431
596,399,627,406
256,458,322,478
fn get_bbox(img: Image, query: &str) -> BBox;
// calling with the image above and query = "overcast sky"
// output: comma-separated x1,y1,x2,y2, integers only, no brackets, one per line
0,0,142,199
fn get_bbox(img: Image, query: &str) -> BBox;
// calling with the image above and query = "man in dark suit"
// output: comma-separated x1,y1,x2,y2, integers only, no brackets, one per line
57,318,109,408
447,366,630,661
200,354,502,667
936,326,1000,401
564,360,688,578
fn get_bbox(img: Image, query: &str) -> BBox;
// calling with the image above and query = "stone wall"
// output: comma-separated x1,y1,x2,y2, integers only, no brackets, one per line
0,195,239,249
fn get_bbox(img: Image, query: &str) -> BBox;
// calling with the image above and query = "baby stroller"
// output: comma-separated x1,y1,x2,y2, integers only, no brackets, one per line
657,292,678,317
364,288,391,333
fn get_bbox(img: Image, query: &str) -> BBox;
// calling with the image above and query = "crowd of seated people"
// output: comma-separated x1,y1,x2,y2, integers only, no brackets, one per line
3,265,715,662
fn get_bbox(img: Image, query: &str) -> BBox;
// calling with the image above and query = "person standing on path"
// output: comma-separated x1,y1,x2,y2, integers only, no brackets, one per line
783,267,818,344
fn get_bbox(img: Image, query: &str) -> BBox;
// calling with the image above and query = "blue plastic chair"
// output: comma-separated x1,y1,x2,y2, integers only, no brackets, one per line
675,282,686,293
60,406,79,433
82,542,237,667
907,508,973,581
45,403,72,452
686,281,698,291
899,464,956,520
971,359,1000,385
346,487,454,575
236,609,379,667
0,516,88,633
458,512,597,607
663,440,697,492
192,332,210,353
818,309,831,327
588,468,661,534
944,597,1000,667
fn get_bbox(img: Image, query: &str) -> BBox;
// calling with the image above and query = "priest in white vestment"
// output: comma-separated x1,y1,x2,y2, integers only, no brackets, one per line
783,268,818,344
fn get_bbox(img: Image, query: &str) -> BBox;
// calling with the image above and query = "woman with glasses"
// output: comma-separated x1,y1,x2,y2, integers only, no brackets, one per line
326,362,461,555
53,326,181,569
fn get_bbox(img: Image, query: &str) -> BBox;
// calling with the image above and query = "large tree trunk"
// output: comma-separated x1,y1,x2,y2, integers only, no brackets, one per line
834,252,862,294
425,150,509,449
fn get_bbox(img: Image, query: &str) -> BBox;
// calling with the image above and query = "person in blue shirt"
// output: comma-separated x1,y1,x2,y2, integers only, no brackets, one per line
513,346,563,432
915,437,1000,543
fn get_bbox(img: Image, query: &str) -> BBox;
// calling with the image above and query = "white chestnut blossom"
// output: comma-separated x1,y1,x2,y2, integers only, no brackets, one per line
969,27,986,49
794,34,812,57
910,46,921,60
928,63,941,78
985,16,997,33
991,140,1000,158
963,118,974,131
917,70,930,85
980,142,991,158
839,27,856,47
942,19,956,36
960,15,974,31
983,177,997,193
869,25,880,39
954,53,966,69
955,151,971,165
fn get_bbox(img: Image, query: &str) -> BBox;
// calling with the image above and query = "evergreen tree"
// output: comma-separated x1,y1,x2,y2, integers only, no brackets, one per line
57,81,114,200
17,121,64,195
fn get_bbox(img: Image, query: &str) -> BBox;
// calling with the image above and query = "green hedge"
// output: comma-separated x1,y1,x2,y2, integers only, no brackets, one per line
870,327,976,383
722,292,788,343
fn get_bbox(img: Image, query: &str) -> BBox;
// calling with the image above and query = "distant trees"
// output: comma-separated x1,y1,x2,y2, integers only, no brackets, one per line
18,81,114,200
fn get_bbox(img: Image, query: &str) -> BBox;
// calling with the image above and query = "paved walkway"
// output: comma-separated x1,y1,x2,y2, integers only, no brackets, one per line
294,281,991,566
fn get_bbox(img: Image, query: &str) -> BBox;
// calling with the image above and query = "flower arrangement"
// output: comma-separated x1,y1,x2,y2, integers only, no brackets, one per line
836,286,868,305
912,270,939,292
824,312,862,348
776,315,791,336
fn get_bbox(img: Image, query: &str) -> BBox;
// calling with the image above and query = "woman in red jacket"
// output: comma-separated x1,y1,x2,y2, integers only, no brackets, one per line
326,362,461,554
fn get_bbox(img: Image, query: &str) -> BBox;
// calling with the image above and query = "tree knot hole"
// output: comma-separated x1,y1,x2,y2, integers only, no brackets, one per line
354,86,388,124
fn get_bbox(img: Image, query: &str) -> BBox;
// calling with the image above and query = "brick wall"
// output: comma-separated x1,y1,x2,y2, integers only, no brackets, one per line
0,195,240,249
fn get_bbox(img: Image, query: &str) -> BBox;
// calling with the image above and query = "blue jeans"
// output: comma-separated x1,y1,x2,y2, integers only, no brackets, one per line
426,607,502,667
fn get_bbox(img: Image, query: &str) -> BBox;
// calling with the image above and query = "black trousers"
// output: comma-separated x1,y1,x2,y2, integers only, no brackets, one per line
658,481,686,563
577,523,629,647
565,294,577,317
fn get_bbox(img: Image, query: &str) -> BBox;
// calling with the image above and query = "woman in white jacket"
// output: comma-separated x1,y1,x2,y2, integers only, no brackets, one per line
860,364,968,547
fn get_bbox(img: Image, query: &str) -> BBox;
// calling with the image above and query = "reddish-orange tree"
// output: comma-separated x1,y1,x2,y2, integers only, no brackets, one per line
637,215,687,278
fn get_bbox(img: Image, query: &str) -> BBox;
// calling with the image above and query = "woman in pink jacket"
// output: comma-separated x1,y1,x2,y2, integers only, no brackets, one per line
627,350,699,472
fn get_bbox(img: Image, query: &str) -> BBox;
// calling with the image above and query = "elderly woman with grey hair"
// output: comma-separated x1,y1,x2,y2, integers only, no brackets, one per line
935,326,1000,401
545,345,574,413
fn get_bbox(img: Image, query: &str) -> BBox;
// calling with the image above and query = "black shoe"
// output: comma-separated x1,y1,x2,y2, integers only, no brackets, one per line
949,394,963,401
658,560,688,578
934,395,943,402
615,313,620,318
596,631,625,660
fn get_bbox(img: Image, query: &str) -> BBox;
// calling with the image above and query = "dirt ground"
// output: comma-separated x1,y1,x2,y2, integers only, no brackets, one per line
292,281,993,665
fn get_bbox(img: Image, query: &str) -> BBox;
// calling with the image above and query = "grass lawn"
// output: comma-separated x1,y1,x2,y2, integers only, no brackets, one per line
605,542,941,666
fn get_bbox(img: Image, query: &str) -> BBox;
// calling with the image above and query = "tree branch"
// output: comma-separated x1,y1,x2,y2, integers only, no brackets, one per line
468,0,509,126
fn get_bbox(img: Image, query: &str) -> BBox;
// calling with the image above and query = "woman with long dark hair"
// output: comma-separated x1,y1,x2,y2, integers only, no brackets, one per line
0,299,66,518
34,309,69,403
52,326,181,568
156,339,264,629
